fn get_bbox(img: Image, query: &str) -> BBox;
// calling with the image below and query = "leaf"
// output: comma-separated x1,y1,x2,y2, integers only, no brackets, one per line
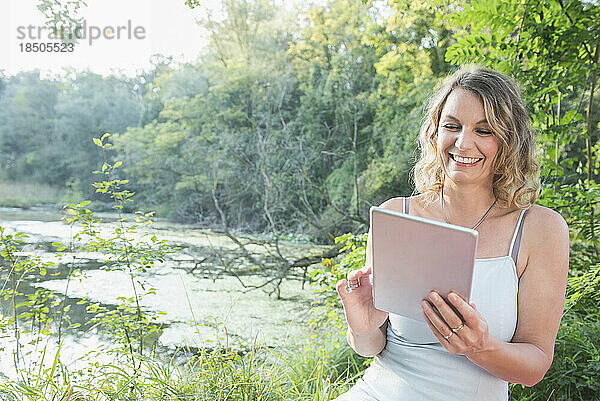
93,137,102,147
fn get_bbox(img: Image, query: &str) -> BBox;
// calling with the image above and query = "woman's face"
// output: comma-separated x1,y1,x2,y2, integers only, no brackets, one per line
436,88,500,189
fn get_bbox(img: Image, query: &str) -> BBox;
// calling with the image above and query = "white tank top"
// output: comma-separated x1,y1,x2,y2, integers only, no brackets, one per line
334,198,530,401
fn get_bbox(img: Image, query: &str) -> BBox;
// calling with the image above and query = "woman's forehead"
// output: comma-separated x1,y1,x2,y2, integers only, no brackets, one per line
441,88,488,123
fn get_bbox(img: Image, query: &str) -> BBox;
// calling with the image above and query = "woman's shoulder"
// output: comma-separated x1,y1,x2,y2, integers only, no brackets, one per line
378,194,425,213
521,204,569,269
523,204,568,236
378,196,406,212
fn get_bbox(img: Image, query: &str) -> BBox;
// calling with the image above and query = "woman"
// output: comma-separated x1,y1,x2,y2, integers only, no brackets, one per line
334,66,569,401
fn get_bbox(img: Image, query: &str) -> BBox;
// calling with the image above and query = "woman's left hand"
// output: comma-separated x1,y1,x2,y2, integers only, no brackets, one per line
421,291,493,357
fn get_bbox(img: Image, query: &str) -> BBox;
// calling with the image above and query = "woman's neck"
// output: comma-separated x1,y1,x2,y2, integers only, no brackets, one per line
441,181,496,227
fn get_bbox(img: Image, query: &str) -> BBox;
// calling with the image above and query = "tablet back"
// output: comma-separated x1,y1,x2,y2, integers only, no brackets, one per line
370,206,478,321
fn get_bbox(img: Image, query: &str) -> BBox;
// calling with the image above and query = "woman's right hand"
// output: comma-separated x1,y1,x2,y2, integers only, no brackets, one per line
336,266,389,335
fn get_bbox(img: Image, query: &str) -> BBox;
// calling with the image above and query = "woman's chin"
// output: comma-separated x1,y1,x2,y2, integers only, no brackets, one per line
445,171,492,187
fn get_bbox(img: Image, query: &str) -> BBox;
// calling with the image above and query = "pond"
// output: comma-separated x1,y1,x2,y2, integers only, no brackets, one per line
0,206,327,378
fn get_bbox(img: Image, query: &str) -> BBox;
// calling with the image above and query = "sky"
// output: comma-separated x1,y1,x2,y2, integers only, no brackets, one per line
0,0,220,77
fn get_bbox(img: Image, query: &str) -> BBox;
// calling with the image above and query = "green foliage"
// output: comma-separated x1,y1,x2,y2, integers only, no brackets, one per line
0,335,365,400
0,227,61,376
510,314,600,401
107,0,452,237
0,71,139,196
0,181,82,207
36,0,85,41
538,181,600,271
83,135,172,365
311,233,367,330
0,135,175,397
445,0,600,184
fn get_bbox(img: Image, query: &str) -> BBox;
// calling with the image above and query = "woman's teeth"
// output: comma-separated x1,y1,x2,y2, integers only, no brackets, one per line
451,154,482,164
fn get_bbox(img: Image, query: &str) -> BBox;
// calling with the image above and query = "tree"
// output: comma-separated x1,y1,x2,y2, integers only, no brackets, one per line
36,0,86,44
0,71,58,182
357,0,457,204
52,72,139,194
446,0,599,182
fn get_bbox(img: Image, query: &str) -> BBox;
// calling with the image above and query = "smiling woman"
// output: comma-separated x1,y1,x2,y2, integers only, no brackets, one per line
415,67,540,210
437,88,500,188
333,66,569,401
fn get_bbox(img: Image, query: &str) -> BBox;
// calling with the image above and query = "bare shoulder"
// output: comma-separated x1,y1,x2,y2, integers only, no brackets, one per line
378,196,407,213
524,204,569,241
521,204,569,275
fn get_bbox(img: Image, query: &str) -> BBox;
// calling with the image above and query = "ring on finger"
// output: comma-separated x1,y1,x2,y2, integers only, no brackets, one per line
451,324,464,333
443,331,453,340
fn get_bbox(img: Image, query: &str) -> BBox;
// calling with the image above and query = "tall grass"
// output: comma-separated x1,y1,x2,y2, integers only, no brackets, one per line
0,181,82,207
0,332,366,400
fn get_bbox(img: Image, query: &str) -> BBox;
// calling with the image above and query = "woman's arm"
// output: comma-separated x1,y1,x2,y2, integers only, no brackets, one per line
345,311,388,357
336,234,388,357
422,206,569,386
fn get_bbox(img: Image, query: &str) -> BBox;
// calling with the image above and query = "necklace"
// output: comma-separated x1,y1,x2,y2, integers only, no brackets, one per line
440,188,497,230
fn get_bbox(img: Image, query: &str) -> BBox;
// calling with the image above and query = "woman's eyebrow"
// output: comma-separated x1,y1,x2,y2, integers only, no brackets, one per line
441,115,461,122
442,114,490,125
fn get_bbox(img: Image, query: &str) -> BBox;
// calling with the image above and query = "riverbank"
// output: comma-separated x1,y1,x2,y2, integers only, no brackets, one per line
0,181,83,208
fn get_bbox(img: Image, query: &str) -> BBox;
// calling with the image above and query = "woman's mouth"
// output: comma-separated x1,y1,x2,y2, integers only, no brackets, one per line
449,153,483,166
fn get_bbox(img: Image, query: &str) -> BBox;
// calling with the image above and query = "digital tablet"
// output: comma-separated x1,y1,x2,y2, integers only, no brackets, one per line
370,206,478,321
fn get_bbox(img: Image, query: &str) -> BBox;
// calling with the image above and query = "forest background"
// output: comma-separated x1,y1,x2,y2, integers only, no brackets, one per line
0,0,599,400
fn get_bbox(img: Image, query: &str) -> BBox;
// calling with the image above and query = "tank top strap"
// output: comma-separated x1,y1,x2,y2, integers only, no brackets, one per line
508,206,532,264
403,197,410,214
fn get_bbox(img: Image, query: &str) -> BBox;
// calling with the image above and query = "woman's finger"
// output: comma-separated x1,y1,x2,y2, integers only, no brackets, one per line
346,269,361,281
426,291,464,330
446,293,491,349
347,269,367,289
447,292,481,326
421,300,453,338
422,304,467,352
336,279,348,300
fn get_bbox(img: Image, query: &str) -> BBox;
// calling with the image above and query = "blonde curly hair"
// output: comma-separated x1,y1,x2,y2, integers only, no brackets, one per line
413,65,540,209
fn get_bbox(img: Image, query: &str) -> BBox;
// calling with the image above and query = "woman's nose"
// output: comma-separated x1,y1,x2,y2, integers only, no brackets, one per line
454,128,475,150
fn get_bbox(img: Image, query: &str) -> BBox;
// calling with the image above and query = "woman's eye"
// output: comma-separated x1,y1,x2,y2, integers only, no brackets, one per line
443,124,460,130
477,129,493,136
